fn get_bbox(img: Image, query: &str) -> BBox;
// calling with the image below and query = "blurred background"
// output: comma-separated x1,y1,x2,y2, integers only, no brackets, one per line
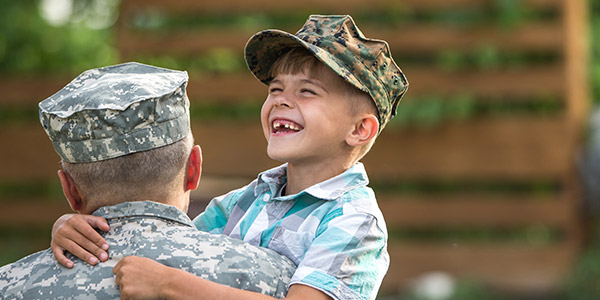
0,0,598,299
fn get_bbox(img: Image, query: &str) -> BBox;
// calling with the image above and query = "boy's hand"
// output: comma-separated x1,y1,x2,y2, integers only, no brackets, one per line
51,214,110,268
113,256,170,299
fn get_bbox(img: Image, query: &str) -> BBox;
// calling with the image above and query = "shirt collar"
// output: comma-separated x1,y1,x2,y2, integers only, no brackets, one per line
254,163,370,201
92,201,194,227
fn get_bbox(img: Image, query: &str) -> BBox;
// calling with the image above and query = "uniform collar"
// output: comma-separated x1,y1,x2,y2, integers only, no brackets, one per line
92,201,194,227
254,163,370,201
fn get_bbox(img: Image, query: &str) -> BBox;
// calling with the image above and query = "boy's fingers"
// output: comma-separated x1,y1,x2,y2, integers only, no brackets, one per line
73,218,110,257
55,226,101,265
59,237,100,266
69,230,108,262
50,244,74,268
87,215,110,233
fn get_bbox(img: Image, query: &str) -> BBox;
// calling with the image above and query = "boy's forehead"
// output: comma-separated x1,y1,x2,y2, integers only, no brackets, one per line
271,64,348,91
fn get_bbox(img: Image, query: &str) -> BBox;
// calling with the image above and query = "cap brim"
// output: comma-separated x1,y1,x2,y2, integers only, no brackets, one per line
244,30,367,93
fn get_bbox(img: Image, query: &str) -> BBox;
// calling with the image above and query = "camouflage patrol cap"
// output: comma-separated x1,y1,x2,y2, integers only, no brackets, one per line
39,62,190,163
244,14,409,131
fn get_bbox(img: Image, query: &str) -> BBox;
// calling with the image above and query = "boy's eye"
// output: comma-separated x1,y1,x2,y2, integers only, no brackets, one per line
269,87,283,93
300,89,316,95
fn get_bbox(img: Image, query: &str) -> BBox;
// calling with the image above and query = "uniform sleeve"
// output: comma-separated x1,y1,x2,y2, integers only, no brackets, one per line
192,188,245,233
289,211,389,300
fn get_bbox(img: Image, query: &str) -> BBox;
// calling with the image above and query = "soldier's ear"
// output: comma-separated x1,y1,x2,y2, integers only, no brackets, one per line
184,145,202,191
58,170,85,212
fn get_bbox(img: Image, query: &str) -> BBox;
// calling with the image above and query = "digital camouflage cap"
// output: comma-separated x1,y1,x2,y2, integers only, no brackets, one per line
244,14,409,131
39,62,190,163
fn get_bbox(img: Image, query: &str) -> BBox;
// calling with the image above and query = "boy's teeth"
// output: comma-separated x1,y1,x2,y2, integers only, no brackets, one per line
273,120,300,131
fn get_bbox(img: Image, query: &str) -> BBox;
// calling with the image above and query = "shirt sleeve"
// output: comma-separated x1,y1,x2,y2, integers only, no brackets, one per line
192,188,245,233
289,210,389,300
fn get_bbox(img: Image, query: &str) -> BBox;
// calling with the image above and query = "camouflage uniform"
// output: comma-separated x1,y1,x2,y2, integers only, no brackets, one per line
0,201,295,299
0,63,296,299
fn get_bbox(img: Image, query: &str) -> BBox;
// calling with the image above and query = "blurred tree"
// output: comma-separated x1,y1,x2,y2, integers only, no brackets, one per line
0,0,119,74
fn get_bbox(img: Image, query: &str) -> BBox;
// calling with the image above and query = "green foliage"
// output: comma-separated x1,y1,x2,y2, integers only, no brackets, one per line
387,224,559,246
0,181,63,201
189,101,260,120
135,48,247,74
388,94,475,128
436,47,558,72
560,246,600,300
0,226,52,266
0,0,117,74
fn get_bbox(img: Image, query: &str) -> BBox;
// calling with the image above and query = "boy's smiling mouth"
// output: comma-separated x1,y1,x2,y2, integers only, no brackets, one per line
272,119,303,134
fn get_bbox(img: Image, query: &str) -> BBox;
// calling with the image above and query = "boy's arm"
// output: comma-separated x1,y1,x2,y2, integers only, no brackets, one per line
51,213,110,267
113,256,332,300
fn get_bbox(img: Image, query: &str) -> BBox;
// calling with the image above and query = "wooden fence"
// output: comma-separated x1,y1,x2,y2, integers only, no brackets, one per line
0,0,589,297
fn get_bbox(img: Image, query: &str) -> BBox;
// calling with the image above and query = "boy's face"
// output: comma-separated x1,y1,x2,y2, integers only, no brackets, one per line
260,68,358,167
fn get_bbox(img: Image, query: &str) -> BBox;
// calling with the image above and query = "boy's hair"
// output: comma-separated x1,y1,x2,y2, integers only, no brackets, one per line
269,47,378,160
62,134,194,206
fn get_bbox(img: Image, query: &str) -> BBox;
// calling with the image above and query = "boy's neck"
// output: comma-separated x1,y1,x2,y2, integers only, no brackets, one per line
284,157,356,196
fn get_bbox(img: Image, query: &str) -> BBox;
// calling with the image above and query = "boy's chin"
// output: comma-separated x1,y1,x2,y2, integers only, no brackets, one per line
266,146,293,163
266,150,288,163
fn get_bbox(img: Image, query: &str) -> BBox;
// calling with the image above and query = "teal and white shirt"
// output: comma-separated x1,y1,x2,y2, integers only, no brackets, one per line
193,163,389,300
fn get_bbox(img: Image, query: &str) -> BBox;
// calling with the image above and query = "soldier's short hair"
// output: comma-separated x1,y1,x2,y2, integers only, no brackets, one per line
62,134,194,204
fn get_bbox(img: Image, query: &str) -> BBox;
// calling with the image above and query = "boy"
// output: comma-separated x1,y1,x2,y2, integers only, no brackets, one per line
52,15,408,299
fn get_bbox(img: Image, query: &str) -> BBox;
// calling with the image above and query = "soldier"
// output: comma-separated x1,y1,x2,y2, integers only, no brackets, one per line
0,62,295,299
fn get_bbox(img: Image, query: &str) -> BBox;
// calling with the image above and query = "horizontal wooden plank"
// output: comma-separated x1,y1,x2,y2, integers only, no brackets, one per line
378,194,574,227
0,64,566,106
0,116,573,181
397,65,565,99
0,198,210,227
117,22,564,58
120,0,561,14
0,76,72,106
382,241,578,293
365,116,571,181
0,200,72,227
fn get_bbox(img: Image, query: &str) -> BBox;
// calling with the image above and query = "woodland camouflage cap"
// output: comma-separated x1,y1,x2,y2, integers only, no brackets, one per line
39,62,191,163
244,14,409,131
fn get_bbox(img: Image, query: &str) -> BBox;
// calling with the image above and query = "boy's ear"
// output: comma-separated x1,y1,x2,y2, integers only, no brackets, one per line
184,145,202,192
57,170,85,212
346,114,379,147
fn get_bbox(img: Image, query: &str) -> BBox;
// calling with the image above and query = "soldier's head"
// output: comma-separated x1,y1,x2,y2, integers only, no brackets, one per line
39,62,201,214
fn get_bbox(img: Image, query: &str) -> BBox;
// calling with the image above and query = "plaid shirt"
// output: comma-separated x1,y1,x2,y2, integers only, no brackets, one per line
193,163,389,300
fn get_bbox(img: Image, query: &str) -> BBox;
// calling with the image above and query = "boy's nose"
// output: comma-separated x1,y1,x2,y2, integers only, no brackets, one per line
273,93,294,108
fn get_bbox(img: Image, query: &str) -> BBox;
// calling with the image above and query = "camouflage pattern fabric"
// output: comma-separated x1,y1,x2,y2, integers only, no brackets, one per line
39,62,191,163
0,201,295,299
244,14,409,131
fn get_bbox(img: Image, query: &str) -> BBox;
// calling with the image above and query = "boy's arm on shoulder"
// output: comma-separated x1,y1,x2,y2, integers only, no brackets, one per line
114,256,331,300
163,272,332,300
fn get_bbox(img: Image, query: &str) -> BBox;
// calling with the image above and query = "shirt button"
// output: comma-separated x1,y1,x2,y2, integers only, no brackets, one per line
263,194,270,202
